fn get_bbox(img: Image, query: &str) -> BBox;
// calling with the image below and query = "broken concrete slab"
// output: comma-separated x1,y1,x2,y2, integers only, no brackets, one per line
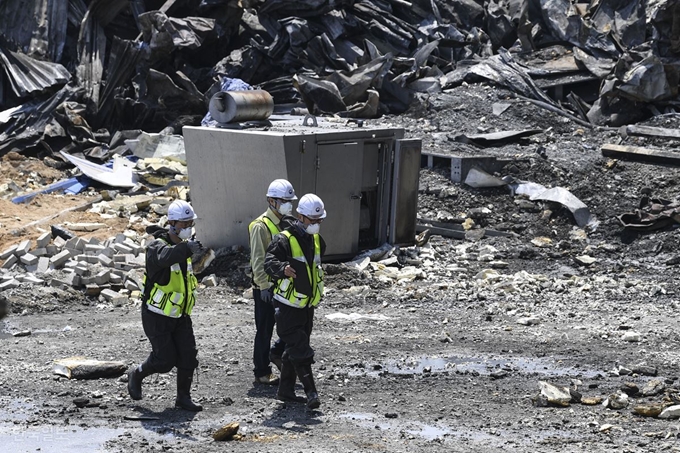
52,357,127,380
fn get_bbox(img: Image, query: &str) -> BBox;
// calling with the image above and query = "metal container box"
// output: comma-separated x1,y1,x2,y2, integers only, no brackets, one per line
183,118,421,260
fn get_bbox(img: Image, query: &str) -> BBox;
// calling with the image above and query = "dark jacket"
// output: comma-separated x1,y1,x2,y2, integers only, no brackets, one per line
143,225,194,303
264,222,326,294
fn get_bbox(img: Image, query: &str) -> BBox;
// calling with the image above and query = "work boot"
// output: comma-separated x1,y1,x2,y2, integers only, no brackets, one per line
254,373,280,385
276,359,305,403
175,368,203,412
269,352,283,373
127,364,151,401
295,363,320,409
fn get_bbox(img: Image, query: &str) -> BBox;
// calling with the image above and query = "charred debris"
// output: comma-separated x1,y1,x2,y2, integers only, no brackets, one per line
0,0,679,180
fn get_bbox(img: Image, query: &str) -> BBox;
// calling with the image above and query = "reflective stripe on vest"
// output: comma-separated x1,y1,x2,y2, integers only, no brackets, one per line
273,231,324,308
142,238,198,318
248,215,281,283
248,215,280,239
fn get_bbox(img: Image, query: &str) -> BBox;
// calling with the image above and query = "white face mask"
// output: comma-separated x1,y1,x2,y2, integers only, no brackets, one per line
177,227,193,240
277,201,293,216
172,224,193,240
305,223,320,235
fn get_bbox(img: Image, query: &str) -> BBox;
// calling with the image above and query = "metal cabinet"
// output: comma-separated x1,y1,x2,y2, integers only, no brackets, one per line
183,120,421,260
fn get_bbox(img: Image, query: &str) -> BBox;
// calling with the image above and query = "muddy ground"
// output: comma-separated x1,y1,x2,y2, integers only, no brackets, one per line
2,84,680,452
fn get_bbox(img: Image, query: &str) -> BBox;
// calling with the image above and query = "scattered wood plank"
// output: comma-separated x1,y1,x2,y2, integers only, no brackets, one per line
417,218,514,238
620,125,680,140
601,143,680,166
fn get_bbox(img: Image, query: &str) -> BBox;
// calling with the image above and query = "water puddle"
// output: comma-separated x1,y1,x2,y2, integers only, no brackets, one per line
340,412,455,441
406,423,451,440
355,354,601,379
0,423,125,453
339,412,575,445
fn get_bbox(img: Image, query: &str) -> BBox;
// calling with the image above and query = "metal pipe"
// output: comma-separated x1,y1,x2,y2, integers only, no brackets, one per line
208,90,274,123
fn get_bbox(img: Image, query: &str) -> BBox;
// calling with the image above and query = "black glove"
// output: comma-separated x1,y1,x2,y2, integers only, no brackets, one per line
260,288,273,304
186,240,203,255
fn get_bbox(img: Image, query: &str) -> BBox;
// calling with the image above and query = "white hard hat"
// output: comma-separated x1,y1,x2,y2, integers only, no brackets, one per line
266,179,297,200
297,193,326,219
167,200,197,221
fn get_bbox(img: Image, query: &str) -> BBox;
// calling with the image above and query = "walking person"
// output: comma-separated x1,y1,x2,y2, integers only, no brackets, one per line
127,199,206,411
265,193,327,409
248,179,297,385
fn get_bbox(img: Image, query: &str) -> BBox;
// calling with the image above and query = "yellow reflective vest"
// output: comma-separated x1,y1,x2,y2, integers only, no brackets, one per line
273,231,324,308
143,238,198,318
248,214,281,287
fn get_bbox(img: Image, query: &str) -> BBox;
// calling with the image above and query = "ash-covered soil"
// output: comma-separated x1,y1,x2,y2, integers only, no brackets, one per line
2,84,680,452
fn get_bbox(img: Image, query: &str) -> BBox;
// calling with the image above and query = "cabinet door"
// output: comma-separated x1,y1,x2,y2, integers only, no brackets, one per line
316,142,363,258
389,139,421,245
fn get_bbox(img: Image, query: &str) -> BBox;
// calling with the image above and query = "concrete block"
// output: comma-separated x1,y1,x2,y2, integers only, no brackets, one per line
112,254,127,263
0,244,17,260
95,270,111,285
53,237,66,248
15,240,31,257
124,241,143,256
84,244,106,254
2,254,18,269
19,253,38,266
84,284,104,297
126,255,145,267
45,245,59,256
98,254,113,267
113,243,133,254
64,273,81,287
0,278,20,290
31,248,47,257
88,237,101,246
36,257,51,274
100,289,128,305
80,276,95,285
124,279,140,291
75,237,87,251
114,233,127,244
49,250,71,268
64,237,79,250
81,255,100,264
36,232,51,248
110,274,123,285
65,248,81,258
202,275,218,286
73,264,89,276
99,247,114,258
17,274,45,285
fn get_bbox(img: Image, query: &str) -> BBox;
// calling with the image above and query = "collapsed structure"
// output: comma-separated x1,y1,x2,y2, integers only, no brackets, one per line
0,0,679,164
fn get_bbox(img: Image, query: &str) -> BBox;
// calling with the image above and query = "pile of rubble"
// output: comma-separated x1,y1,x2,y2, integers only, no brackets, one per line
1,0,679,162
1,227,146,304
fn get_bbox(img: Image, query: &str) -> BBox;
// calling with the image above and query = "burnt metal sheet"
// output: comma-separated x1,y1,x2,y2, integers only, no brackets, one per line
0,0,69,62
75,0,129,108
454,129,544,147
0,47,71,97
0,85,78,155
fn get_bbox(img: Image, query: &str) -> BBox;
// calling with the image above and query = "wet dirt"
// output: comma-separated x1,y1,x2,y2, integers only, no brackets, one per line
2,84,680,452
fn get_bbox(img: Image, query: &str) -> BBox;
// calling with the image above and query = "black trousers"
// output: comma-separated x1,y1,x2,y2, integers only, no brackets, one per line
253,288,285,377
274,300,314,366
141,303,198,373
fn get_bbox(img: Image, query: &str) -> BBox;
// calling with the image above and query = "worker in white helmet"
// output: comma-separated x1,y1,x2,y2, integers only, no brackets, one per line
264,193,327,409
127,199,205,411
248,179,297,386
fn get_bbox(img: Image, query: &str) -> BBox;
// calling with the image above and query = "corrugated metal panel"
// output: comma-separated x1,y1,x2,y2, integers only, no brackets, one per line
0,0,69,62
0,46,71,97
